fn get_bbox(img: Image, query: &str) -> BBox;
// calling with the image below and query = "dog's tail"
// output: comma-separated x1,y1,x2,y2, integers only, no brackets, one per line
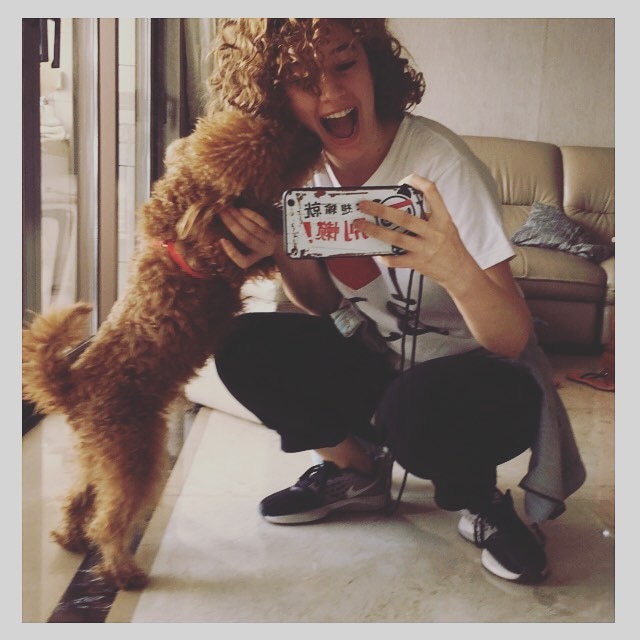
22,302,93,416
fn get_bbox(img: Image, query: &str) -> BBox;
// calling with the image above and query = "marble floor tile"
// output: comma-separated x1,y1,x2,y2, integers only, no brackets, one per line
22,414,86,622
22,353,622,626
108,355,616,623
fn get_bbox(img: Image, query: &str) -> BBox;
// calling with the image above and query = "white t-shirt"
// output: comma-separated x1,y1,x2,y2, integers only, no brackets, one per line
310,113,515,364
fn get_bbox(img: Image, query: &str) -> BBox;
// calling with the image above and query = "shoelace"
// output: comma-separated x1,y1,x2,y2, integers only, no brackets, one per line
471,494,546,549
472,513,497,547
386,269,424,516
471,490,515,547
294,462,334,492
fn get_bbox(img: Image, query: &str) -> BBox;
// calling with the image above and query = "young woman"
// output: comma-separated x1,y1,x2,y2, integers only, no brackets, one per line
207,18,585,584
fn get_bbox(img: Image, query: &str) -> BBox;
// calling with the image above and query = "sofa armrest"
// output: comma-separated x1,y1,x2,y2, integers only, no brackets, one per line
599,255,615,305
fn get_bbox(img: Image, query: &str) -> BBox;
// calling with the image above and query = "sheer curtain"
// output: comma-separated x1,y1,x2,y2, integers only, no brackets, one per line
182,19,218,129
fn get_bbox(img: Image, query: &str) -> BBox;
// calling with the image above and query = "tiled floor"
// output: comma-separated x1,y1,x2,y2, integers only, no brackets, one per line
22,353,617,625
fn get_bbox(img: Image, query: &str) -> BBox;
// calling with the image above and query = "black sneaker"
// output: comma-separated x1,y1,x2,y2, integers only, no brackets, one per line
260,452,393,524
457,489,547,583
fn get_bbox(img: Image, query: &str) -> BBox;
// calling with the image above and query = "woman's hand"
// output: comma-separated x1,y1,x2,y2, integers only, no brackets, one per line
219,207,278,269
355,173,532,358
354,173,474,294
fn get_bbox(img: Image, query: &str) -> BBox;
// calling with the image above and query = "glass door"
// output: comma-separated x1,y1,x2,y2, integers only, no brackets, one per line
39,18,80,313
23,18,100,326
22,18,151,433
23,18,153,327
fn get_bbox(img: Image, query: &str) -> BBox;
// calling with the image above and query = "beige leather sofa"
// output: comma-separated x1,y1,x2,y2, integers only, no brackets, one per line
463,136,615,348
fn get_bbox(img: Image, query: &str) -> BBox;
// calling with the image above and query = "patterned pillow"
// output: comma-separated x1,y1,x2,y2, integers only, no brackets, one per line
511,202,613,262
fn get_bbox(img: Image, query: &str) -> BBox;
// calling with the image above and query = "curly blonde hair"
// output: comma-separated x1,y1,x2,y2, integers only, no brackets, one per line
206,18,425,124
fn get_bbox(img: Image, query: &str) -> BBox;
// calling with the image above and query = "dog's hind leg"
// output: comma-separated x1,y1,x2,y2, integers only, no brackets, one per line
88,504,151,591
50,482,96,553
84,424,169,590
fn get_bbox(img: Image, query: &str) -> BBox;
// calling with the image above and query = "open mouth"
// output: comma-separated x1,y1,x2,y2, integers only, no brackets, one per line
321,107,358,139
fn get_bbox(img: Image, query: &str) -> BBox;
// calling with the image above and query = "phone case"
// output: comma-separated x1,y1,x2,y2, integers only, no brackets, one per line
282,184,425,258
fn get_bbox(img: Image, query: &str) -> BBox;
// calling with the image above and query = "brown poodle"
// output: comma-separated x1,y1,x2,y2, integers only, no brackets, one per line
22,110,320,590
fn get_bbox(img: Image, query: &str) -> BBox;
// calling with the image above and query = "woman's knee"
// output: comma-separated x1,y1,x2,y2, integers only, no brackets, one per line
215,312,329,386
373,354,542,476
215,313,274,382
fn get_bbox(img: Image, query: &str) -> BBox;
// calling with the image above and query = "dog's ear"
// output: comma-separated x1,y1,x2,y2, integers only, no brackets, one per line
164,137,190,169
176,202,215,240
162,137,194,182
189,112,287,198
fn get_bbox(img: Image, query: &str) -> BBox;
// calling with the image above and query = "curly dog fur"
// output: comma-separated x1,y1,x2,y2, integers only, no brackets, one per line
22,110,320,590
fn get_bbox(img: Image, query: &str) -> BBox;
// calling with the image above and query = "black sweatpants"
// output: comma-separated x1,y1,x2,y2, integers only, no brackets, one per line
215,312,541,513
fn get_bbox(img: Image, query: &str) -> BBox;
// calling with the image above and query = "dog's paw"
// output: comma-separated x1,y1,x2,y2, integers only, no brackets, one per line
115,568,149,591
50,529,91,553
97,563,150,591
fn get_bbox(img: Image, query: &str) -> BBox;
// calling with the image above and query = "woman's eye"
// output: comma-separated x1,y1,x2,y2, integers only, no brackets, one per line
336,60,356,72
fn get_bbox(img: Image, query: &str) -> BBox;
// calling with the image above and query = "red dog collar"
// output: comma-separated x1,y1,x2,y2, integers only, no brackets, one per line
153,240,209,279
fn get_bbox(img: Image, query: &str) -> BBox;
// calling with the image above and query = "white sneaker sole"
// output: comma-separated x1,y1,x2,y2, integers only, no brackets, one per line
481,549,548,583
458,512,547,583
263,494,389,525
457,510,482,543
480,549,522,581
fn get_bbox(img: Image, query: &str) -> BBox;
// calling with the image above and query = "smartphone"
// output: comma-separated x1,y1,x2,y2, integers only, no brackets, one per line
282,184,425,259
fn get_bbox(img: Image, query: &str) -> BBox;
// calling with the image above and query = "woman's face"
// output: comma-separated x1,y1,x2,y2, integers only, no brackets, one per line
283,22,380,168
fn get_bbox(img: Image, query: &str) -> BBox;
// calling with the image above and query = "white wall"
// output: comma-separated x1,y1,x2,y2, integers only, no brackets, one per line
388,18,614,148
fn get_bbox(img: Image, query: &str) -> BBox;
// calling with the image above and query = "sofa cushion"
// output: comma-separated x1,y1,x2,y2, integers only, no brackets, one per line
511,202,613,262
462,136,563,206
561,145,615,247
500,204,531,239
511,244,607,303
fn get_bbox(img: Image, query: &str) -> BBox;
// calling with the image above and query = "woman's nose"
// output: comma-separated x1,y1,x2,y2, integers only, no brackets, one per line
317,72,345,100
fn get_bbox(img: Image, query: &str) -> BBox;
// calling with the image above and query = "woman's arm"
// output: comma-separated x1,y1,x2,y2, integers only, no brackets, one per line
219,207,342,316
273,242,343,315
355,174,532,359
444,258,532,358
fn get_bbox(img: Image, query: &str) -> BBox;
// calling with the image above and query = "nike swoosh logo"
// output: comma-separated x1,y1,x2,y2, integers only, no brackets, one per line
346,480,378,498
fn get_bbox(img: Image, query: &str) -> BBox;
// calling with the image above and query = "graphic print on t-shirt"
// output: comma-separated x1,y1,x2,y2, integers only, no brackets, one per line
325,256,381,290
384,268,449,342
326,255,450,346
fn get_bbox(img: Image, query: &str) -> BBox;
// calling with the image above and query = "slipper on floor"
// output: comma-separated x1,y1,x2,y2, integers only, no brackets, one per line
566,369,614,392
